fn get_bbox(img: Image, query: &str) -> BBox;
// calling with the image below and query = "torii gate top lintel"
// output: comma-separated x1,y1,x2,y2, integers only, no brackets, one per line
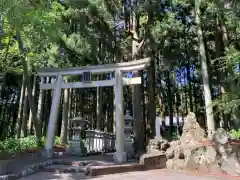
37,57,150,76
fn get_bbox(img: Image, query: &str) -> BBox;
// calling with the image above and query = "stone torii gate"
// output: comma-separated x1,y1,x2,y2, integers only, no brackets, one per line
37,58,150,163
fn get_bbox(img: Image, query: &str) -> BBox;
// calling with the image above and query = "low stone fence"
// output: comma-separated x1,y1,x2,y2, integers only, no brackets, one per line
85,130,115,153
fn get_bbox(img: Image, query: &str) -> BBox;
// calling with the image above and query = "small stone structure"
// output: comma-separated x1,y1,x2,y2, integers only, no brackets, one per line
140,136,169,169
67,115,115,155
67,116,88,155
124,110,135,157
139,153,167,170
146,138,169,154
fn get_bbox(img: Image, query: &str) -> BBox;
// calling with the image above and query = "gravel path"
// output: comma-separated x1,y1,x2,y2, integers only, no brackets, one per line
20,169,234,180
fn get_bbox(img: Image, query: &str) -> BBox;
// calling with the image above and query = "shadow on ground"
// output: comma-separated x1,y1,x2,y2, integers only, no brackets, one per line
20,169,230,180
20,172,90,180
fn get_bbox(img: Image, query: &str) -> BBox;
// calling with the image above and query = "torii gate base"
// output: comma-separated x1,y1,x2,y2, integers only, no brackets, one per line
37,58,150,163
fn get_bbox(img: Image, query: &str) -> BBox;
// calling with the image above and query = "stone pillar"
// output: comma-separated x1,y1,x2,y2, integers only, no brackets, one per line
86,130,95,153
43,74,62,158
113,70,126,163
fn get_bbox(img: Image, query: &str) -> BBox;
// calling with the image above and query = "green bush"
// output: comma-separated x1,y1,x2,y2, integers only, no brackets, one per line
0,136,62,154
3,138,21,153
54,136,61,145
229,129,240,140
41,136,61,146
20,136,39,150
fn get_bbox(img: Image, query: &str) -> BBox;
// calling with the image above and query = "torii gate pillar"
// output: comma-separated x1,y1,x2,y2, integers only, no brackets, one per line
42,74,63,158
113,69,126,162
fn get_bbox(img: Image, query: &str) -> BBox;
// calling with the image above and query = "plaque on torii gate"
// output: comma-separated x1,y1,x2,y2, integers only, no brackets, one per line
37,57,150,163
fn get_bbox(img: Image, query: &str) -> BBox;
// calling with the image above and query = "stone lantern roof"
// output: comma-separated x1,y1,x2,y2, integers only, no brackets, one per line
71,116,84,121
124,110,133,121
70,116,88,130
70,116,88,122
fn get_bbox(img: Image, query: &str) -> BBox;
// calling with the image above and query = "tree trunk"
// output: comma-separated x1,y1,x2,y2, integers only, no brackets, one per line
16,75,26,138
28,75,37,134
131,3,144,152
217,1,240,128
43,77,52,136
74,89,77,116
192,72,198,113
215,17,229,129
37,78,45,136
60,88,69,145
146,59,156,138
56,92,63,136
107,88,114,133
216,0,229,51
79,90,84,117
166,71,174,136
183,23,193,112
183,70,188,114
186,61,193,112
68,88,73,120
21,87,29,137
22,59,41,140
195,0,215,139
16,30,41,143
96,76,103,130
141,71,147,144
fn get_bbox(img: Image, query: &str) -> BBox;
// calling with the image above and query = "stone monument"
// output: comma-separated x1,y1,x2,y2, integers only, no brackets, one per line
67,116,88,155
164,113,240,175
124,110,135,157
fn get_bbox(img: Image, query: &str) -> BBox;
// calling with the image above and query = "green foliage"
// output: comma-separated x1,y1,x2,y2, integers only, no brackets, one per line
0,136,62,153
164,130,181,141
54,136,61,146
0,0,240,141
171,132,181,140
229,129,240,140
213,47,240,115
20,136,39,150
2,138,21,153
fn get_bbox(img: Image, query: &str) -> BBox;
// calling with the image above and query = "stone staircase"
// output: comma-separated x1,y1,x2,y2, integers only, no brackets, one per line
0,152,167,180
0,158,145,180
40,159,144,177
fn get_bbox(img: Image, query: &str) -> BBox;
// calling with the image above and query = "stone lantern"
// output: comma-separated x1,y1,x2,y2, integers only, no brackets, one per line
67,116,88,155
124,109,135,156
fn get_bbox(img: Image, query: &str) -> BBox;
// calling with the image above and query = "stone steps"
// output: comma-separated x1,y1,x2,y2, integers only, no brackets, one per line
0,153,168,179
43,165,85,173
41,161,143,176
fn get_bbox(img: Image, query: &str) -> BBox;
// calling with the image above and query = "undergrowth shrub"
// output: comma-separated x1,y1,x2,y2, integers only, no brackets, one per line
229,129,240,140
0,136,62,153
